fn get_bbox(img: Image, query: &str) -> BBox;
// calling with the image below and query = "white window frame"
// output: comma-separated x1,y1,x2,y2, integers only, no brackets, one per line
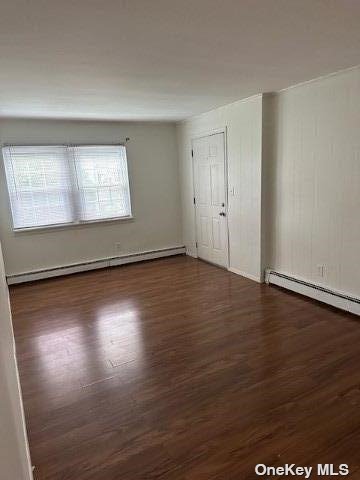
2,144,133,232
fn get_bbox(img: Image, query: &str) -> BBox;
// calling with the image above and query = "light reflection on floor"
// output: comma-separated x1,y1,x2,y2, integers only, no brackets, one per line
32,300,145,405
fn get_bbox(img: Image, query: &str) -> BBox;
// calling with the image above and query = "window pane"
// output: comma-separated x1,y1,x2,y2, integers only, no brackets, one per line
2,146,74,229
72,145,131,221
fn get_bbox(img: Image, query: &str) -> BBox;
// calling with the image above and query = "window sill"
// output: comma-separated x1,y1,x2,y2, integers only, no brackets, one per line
13,215,134,234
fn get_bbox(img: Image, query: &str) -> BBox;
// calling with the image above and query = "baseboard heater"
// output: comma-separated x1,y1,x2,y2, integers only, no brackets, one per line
265,269,360,317
7,246,186,285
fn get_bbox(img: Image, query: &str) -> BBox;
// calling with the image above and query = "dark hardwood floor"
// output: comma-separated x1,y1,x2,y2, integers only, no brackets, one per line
10,256,360,479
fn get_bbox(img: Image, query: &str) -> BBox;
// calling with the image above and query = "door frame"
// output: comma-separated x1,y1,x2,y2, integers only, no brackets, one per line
191,127,230,269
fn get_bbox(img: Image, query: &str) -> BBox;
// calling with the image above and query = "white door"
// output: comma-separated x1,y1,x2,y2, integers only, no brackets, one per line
193,132,228,268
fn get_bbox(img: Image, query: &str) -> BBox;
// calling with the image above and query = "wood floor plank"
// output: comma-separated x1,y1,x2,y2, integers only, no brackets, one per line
10,256,360,479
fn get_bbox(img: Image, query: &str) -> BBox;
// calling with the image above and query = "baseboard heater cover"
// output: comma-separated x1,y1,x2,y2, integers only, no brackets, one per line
265,269,360,316
7,246,186,285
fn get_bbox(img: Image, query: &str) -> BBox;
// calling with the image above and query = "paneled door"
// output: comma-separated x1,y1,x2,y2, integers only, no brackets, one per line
192,132,228,268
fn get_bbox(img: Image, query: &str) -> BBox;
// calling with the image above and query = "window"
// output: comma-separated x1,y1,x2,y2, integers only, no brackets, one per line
2,144,132,230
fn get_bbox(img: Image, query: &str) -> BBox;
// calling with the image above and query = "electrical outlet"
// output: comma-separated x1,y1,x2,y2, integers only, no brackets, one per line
317,265,325,278
115,243,122,251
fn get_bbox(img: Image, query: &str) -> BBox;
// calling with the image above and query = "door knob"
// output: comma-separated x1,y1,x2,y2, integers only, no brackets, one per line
219,212,226,217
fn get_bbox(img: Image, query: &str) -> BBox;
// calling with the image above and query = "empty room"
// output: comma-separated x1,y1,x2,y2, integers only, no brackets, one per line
1,1,360,479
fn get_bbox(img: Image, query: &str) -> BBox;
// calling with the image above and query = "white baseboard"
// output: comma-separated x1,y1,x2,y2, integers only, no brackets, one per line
228,267,262,283
265,269,360,316
7,246,186,285
185,247,198,259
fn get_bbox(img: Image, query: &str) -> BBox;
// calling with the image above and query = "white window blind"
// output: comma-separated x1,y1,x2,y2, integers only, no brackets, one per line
2,144,132,230
72,146,131,222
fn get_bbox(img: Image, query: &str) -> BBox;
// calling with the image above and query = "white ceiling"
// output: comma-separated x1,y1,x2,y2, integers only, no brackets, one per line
1,0,360,121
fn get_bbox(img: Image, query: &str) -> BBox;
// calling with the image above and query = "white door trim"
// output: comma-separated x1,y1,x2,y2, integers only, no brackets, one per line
191,128,229,269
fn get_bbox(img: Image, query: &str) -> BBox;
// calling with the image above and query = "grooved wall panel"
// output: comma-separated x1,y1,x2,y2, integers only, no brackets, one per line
267,68,360,297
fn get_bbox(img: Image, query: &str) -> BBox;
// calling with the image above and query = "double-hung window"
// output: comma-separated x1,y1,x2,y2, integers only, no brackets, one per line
2,144,132,230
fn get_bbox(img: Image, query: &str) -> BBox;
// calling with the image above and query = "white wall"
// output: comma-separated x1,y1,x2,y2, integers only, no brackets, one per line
0,241,33,480
0,119,182,276
177,95,264,281
266,67,360,297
